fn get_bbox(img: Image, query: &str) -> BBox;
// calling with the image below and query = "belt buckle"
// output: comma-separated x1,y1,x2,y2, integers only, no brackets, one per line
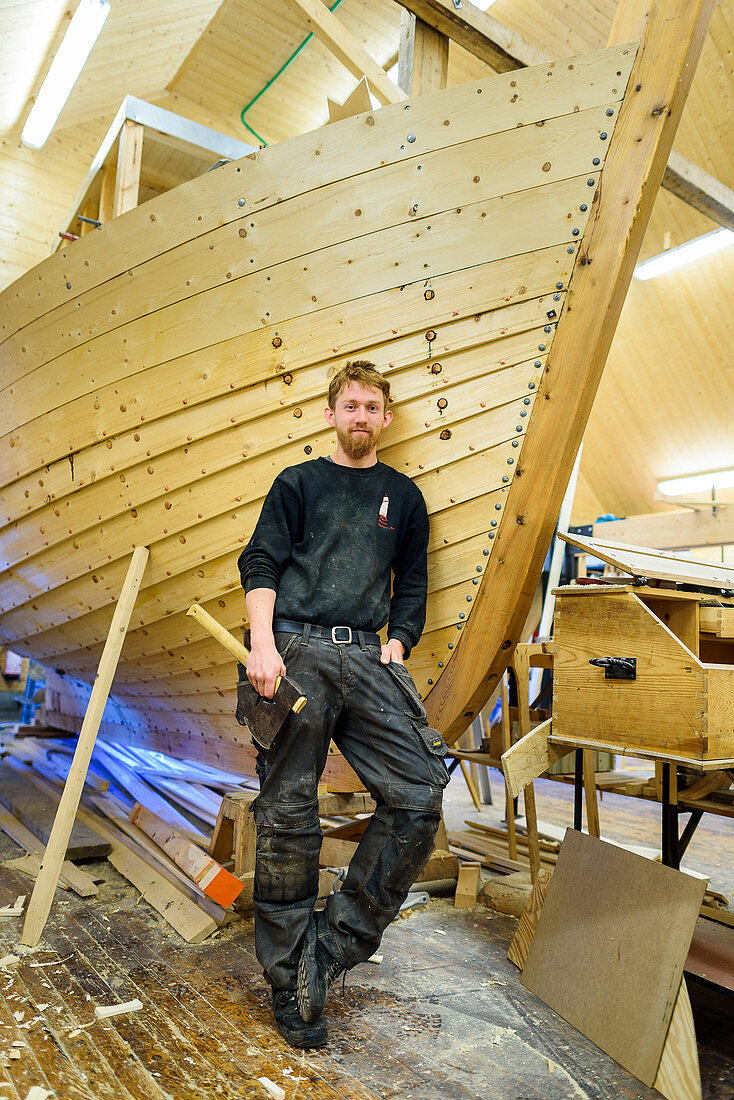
331,626,352,645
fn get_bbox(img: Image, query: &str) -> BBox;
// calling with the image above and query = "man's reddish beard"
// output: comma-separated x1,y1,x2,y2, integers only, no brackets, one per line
336,422,381,459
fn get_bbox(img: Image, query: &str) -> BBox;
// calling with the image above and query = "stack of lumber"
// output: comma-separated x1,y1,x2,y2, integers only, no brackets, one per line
0,733,262,943
449,819,561,875
451,816,730,918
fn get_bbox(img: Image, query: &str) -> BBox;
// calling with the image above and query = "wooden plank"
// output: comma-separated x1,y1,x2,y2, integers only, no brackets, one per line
559,531,734,589
663,150,734,232
282,0,405,106
0,806,97,896
0,765,109,860
108,844,219,944
454,863,481,909
425,0,717,743
233,793,257,879
548,735,734,771
507,867,552,970
501,719,570,799
652,979,702,1100
112,120,143,218
458,760,482,812
98,164,116,224
20,546,148,947
582,750,600,838
522,831,705,1088
92,742,209,838
319,837,358,867
129,804,243,908
500,672,516,860
398,10,449,97
512,644,542,880
593,508,734,551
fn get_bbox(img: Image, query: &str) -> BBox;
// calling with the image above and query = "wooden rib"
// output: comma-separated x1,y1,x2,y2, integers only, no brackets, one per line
425,0,716,742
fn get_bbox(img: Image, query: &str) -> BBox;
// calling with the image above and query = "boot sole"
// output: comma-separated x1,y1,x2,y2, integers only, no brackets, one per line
297,939,326,1024
274,1019,328,1049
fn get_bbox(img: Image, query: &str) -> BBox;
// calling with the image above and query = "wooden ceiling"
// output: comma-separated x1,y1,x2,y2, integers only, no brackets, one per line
1,0,733,523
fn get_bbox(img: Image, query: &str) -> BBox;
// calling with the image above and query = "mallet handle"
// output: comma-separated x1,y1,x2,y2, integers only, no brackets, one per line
186,604,250,665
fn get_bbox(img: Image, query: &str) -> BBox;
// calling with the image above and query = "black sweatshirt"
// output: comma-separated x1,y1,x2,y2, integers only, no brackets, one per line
237,458,429,657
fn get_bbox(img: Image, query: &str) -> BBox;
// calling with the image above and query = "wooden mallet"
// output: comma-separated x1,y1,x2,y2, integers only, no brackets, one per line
186,605,306,748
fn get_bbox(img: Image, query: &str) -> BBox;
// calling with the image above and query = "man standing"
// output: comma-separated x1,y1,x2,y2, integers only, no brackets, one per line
237,361,449,1048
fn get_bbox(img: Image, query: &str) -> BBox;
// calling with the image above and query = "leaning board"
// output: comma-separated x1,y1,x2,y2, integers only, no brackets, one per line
522,829,705,1087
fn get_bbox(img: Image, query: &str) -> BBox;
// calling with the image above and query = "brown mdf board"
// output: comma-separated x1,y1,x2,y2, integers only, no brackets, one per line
521,830,705,1088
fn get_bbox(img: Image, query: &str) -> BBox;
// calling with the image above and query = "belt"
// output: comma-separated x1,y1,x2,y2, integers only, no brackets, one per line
273,619,380,646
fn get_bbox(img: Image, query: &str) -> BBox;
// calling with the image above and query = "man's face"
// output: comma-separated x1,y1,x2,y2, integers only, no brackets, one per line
325,381,393,459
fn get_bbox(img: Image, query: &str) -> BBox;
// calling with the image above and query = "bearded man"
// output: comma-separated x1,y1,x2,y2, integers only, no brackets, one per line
237,360,449,1048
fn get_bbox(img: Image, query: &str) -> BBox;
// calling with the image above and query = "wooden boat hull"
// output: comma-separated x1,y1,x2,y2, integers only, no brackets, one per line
0,1,712,755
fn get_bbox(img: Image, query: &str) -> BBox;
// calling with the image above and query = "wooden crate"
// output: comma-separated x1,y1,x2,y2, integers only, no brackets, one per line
553,588,734,765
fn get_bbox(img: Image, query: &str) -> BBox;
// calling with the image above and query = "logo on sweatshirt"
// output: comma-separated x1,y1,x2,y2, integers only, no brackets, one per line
378,493,396,531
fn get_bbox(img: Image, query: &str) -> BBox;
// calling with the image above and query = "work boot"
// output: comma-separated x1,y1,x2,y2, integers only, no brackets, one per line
297,912,345,1024
271,988,328,1048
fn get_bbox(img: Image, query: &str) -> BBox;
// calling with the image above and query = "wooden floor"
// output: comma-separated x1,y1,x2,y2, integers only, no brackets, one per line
0,769,731,1100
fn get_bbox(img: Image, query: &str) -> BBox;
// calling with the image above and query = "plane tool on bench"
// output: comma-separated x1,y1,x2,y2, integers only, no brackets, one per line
186,604,307,748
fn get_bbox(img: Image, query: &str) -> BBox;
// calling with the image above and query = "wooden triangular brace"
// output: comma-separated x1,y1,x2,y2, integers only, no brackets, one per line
327,76,372,123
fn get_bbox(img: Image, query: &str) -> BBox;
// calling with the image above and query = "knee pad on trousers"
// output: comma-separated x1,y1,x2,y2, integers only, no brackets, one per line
253,798,322,905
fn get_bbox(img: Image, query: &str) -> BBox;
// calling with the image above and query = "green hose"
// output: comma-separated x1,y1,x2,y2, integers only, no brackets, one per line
240,0,345,147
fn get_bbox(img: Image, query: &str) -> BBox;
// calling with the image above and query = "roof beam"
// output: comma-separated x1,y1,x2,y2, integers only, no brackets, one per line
593,509,734,550
396,0,546,71
397,0,734,231
283,0,406,105
663,152,734,232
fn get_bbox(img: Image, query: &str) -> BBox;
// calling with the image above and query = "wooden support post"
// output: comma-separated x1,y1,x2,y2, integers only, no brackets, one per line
500,672,517,861
459,760,482,813
234,795,257,878
21,546,149,946
112,119,143,218
512,646,541,881
426,0,717,743
398,8,449,96
582,749,600,838
98,164,116,224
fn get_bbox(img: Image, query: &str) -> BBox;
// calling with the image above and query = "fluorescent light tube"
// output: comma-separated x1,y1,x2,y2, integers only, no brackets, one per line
634,227,734,281
657,469,734,496
472,1,498,10
21,0,111,149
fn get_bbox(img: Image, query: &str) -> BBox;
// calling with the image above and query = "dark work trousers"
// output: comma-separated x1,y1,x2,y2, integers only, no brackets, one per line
241,630,450,992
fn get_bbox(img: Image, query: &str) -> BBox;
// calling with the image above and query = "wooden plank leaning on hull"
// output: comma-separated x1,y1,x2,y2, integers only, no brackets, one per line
21,546,149,947
0,42,632,350
425,0,717,743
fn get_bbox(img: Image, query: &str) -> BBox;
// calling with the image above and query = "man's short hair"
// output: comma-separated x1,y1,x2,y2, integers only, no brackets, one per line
327,360,391,410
